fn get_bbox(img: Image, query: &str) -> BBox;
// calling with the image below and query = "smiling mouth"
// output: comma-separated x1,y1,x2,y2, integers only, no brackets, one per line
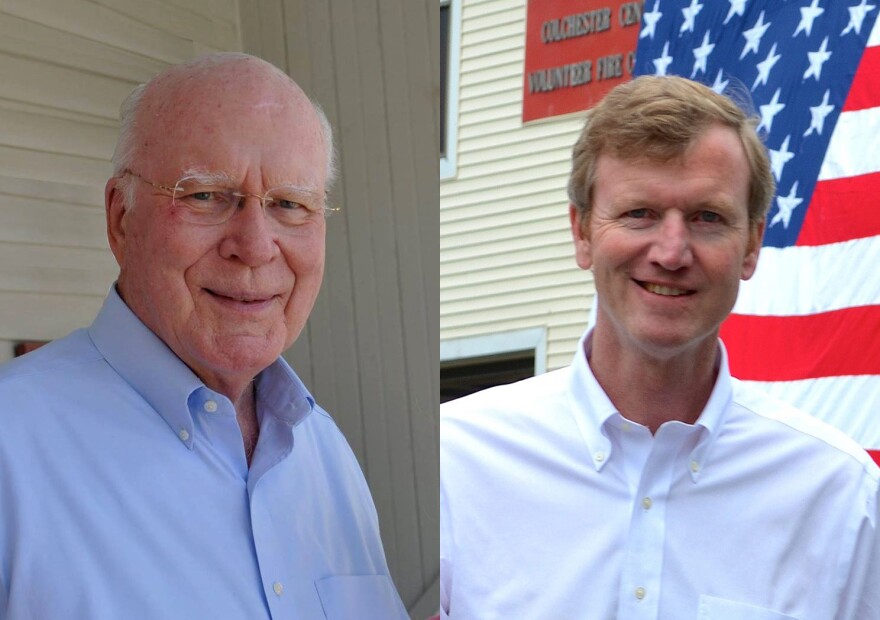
637,281,694,297
206,289,275,303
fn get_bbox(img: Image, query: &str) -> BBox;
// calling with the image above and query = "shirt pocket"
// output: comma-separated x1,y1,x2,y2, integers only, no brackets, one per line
314,574,408,620
698,595,801,620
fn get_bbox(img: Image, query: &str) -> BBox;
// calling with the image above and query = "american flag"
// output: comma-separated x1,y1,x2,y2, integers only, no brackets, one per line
634,1,880,458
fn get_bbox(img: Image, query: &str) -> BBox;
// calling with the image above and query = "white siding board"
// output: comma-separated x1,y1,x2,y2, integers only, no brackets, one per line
0,146,109,187
0,54,133,120
442,270,586,301
0,245,116,296
1,1,200,64
90,0,237,50
0,292,105,341
0,198,106,249
0,175,103,209
0,14,167,82
0,107,117,160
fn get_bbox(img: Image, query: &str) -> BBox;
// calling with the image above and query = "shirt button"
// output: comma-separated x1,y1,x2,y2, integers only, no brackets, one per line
178,428,190,442
273,582,283,596
203,400,218,413
594,452,605,463
642,497,652,510
635,586,646,600
690,460,700,473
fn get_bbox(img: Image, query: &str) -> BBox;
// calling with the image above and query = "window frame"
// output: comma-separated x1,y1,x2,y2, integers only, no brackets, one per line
440,0,462,180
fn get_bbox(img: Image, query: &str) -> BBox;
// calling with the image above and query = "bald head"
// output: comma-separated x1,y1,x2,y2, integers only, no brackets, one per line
111,53,336,191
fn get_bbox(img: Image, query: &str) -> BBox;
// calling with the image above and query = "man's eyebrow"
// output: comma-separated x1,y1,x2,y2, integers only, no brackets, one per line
179,168,237,186
179,168,325,197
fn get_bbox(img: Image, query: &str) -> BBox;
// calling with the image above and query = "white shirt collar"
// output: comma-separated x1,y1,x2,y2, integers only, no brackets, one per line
566,327,733,481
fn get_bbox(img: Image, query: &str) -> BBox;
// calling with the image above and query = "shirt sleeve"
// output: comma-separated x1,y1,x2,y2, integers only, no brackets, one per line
837,472,880,620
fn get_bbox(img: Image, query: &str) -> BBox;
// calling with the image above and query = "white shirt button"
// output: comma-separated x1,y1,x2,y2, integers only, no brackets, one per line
203,400,218,413
594,452,605,463
642,497,652,510
635,586,646,600
690,460,700,473
178,428,190,442
273,581,284,596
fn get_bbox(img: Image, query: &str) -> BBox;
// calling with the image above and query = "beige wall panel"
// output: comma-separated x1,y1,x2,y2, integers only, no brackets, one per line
0,146,109,187
1,0,227,63
0,245,116,297
442,270,587,302
0,15,166,82
0,53,133,120
0,107,118,160
0,199,105,249
90,0,237,49
0,292,105,341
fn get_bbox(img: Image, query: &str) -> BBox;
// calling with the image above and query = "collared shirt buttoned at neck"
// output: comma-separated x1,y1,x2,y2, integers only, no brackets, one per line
0,289,407,620
440,329,880,620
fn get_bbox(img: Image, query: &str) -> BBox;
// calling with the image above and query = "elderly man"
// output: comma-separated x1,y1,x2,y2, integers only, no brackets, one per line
0,53,408,619
440,76,880,619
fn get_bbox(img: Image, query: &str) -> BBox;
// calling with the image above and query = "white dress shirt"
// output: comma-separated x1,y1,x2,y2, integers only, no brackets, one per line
440,330,880,620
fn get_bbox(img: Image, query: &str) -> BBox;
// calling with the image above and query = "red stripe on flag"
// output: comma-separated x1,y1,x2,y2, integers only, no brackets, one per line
796,173,880,246
842,45,880,112
869,450,880,467
721,306,880,380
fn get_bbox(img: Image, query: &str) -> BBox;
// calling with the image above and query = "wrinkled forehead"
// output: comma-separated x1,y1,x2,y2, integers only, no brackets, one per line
134,60,325,182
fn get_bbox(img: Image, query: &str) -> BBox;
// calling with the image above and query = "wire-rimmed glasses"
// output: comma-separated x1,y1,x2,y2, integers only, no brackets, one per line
123,169,332,228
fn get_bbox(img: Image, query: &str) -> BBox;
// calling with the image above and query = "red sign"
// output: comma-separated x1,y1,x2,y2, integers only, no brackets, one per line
523,0,642,122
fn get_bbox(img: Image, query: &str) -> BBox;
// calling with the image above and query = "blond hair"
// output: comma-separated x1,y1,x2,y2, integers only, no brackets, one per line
567,75,774,226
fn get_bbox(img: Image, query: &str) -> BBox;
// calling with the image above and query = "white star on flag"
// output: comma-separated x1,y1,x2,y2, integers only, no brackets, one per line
770,182,803,228
794,0,824,37
768,135,795,181
804,37,832,81
753,42,781,89
692,31,715,77
725,0,747,25
653,41,674,75
804,89,834,136
641,0,663,40
842,0,877,36
680,0,703,34
758,88,785,133
711,69,730,94
741,11,770,59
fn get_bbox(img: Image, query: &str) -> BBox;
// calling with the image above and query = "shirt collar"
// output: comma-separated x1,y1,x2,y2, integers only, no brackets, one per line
87,287,315,445
567,327,733,480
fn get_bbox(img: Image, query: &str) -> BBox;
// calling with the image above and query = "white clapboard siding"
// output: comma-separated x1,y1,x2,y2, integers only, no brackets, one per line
240,1,438,617
440,0,595,371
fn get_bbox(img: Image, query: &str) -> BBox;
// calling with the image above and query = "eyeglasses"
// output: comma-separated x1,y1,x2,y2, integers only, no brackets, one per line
122,169,334,229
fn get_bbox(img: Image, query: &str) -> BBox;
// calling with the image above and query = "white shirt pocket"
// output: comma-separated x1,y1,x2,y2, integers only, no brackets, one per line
314,574,409,620
698,595,801,620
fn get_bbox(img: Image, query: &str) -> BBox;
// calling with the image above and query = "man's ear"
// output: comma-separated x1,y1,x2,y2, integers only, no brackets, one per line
741,217,765,280
570,204,593,271
105,177,129,268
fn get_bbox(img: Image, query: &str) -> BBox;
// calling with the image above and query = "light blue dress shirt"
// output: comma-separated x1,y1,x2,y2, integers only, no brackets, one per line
0,289,408,620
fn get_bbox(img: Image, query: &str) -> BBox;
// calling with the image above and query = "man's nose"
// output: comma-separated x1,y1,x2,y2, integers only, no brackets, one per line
647,214,693,271
217,197,280,266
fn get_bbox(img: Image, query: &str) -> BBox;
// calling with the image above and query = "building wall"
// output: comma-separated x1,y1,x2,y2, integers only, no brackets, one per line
0,2,438,617
440,0,595,371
